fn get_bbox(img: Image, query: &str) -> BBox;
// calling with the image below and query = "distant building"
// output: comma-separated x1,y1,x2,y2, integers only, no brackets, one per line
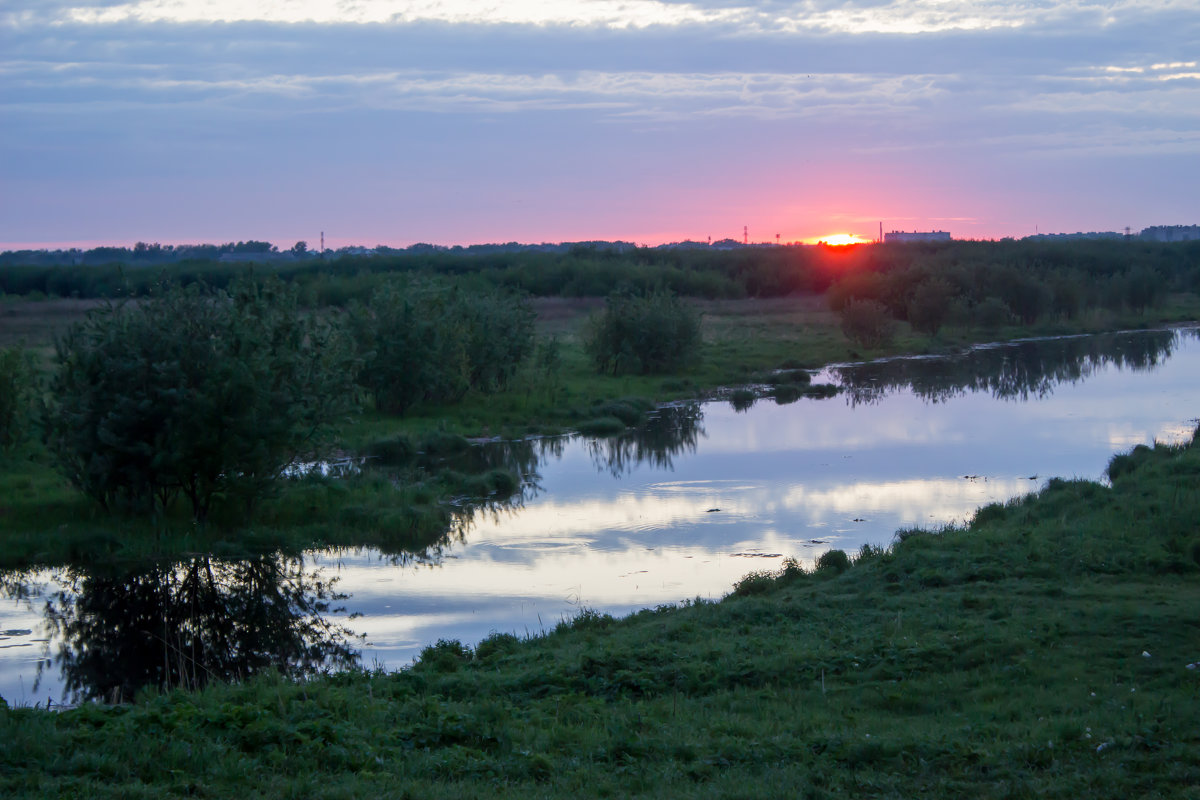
884,230,951,243
1025,231,1123,241
1141,225,1200,242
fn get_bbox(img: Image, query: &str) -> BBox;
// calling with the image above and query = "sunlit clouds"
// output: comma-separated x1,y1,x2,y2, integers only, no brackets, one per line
1,0,1197,245
57,0,743,28
20,0,1193,35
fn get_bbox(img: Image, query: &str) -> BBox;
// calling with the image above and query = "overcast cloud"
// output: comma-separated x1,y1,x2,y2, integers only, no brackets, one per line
1,1,1197,246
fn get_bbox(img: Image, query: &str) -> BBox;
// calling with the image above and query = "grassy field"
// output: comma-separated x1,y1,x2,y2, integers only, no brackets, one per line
3,430,1198,798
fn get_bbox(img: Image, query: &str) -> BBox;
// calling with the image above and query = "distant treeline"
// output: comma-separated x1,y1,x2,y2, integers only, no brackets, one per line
2,240,1199,307
828,239,1200,339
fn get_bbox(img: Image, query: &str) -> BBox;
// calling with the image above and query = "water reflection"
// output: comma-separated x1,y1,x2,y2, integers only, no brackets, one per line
831,328,1191,405
5,327,1200,704
16,555,360,703
588,403,705,477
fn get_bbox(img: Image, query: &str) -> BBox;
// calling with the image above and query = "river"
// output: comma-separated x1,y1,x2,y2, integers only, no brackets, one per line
2,326,1197,705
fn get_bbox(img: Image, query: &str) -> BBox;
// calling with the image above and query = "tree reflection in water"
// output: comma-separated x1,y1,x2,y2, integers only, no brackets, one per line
37,554,361,703
588,403,705,478
448,404,706,535
833,328,1193,406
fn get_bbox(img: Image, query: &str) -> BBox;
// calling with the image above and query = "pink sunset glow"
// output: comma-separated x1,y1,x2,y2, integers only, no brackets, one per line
1,2,1196,249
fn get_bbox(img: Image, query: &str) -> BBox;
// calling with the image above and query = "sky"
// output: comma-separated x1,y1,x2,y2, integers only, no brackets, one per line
1,0,1198,249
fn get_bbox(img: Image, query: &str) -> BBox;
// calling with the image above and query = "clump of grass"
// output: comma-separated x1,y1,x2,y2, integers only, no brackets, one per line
659,378,693,392
416,430,471,455
589,397,652,427
728,388,756,412
413,639,472,673
731,570,776,596
815,548,851,574
801,383,840,398
475,632,521,662
362,434,417,463
760,369,812,386
576,416,627,436
771,385,802,404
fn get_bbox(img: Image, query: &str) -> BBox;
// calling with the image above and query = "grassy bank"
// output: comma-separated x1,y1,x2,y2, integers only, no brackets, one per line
3,430,1199,797
0,440,503,569
2,292,1198,569
343,292,1200,442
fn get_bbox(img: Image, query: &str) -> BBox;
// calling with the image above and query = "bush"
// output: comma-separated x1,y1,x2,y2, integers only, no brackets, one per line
1107,444,1152,482
729,388,757,412
459,288,537,392
475,632,520,662
415,639,472,673
584,289,701,375
44,279,358,520
350,280,470,415
907,277,957,335
1049,270,1085,319
839,299,896,348
732,570,776,596
1123,267,1165,313
0,347,36,452
816,549,851,574
992,267,1051,324
827,270,887,312
974,296,1014,329
351,279,536,414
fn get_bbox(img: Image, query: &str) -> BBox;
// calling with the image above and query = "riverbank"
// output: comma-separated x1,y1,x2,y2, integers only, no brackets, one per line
6,291,1200,441
346,292,1200,443
4,427,1198,797
2,296,1199,570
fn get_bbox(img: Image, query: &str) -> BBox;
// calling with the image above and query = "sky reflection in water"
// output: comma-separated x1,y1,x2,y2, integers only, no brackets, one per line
316,327,1200,674
3,327,1198,704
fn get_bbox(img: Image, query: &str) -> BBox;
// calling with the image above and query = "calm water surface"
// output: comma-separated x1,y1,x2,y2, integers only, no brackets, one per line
3,327,1198,704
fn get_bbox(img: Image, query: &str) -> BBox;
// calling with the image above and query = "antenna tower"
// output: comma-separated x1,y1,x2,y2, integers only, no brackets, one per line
320,231,325,253
743,225,748,245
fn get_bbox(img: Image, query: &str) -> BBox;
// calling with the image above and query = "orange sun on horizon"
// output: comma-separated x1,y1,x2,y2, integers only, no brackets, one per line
805,233,873,246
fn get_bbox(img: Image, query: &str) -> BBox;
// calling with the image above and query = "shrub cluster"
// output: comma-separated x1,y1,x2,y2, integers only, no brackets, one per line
584,290,701,375
45,280,359,520
831,245,1184,339
349,279,535,415
840,299,897,348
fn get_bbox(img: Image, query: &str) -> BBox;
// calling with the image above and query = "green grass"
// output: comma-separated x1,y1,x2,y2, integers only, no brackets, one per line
0,443,502,569
4,431,1199,797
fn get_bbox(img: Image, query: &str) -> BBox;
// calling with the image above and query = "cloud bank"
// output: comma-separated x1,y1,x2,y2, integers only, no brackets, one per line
2,1,1197,245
